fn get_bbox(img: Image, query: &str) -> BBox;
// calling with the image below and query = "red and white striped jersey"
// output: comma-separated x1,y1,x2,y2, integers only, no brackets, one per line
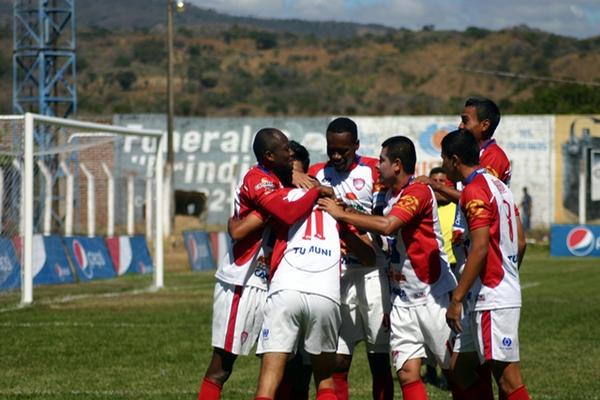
269,189,342,304
309,155,385,270
480,139,511,185
384,178,457,307
460,169,521,311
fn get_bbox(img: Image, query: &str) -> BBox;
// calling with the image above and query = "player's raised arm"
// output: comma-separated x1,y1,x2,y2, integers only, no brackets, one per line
414,175,461,203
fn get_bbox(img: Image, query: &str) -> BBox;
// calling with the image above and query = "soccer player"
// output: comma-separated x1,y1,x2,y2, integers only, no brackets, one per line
319,136,457,400
308,117,393,400
198,129,328,400
419,97,511,203
441,130,530,400
254,172,377,400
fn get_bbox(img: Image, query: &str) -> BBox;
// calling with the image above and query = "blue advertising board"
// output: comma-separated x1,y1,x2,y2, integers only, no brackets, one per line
550,224,600,257
183,231,215,271
0,237,20,291
106,235,153,275
33,235,75,285
64,236,117,281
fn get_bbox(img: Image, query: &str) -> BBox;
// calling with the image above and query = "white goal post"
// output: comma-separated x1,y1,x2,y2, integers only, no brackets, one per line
2,113,165,305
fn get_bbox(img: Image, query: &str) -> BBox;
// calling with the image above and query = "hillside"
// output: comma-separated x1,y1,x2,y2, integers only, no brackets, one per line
1,1,600,117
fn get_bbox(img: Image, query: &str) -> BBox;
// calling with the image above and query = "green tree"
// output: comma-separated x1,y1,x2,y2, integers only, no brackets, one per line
133,39,166,64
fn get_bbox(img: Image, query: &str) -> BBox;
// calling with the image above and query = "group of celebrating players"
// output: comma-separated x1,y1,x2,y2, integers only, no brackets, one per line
197,97,531,400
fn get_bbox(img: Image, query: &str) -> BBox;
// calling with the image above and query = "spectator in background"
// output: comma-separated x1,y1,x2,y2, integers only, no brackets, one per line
520,187,532,233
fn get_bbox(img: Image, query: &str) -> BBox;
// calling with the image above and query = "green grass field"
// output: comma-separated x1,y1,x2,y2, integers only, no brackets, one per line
0,244,599,399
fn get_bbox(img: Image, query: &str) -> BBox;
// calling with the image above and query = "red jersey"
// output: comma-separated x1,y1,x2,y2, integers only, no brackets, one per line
384,178,456,306
215,165,318,287
480,139,511,185
460,169,521,310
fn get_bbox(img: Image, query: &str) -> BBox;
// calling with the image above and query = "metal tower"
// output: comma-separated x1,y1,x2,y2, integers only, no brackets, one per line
13,0,77,123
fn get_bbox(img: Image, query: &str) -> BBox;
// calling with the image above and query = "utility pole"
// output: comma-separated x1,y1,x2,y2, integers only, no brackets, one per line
164,0,177,236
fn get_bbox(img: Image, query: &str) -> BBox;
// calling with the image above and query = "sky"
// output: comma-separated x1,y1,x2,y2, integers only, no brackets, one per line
188,0,600,39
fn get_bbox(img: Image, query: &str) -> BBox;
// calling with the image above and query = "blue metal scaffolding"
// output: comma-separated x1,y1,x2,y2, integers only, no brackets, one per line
13,0,77,122
12,0,78,233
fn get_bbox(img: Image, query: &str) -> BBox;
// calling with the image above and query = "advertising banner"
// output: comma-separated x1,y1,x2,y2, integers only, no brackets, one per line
13,235,74,286
183,230,215,271
554,115,600,223
114,115,554,226
0,237,20,291
106,235,153,275
64,237,117,281
550,224,600,257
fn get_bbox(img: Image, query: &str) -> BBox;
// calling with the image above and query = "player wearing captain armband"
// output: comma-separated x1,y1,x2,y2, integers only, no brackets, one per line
319,136,457,400
441,130,530,400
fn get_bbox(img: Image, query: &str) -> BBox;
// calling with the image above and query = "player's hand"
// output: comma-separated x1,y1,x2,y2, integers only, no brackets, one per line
415,175,440,191
317,185,335,199
446,299,463,333
318,197,344,219
292,170,318,189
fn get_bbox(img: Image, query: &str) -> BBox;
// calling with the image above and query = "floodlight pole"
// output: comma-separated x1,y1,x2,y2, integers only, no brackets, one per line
164,0,176,237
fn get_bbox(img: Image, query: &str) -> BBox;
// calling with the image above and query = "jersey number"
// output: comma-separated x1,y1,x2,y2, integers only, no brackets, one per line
303,210,326,240
503,200,514,241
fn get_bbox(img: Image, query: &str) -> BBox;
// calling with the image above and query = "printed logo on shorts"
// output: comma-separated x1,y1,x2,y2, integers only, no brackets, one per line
262,328,270,340
241,331,248,344
501,337,513,349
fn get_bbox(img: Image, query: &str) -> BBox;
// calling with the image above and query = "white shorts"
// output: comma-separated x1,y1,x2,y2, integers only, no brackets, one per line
211,280,267,356
390,293,454,371
257,290,341,355
452,301,476,353
472,308,521,363
337,269,391,355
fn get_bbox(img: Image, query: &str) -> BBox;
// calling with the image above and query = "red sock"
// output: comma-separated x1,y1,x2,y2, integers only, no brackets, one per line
507,385,530,400
372,367,394,400
333,372,349,400
316,388,337,400
198,378,222,400
401,380,428,400
274,372,293,400
255,397,272,400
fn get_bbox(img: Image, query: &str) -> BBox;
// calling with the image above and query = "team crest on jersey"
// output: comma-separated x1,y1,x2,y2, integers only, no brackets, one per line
353,178,365,190
241,331,249,344
465,199,485,221
254,178,276,192
394,195,419,215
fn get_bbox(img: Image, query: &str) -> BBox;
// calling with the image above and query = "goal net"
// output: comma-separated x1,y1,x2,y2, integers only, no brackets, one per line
0,113,164,304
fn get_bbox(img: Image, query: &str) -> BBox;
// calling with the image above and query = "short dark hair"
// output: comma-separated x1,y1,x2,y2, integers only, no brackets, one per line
253,127,284,163
441,130,479,166
465,97,501,136
289,140,310,172
326,117,358,143
429,166,446,176
381,136,416,174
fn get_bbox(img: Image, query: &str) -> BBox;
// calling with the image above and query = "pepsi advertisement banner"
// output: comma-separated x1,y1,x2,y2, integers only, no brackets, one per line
0,237,20,291
183,231,215,271
106,235,153,275
64,237,117,281
32,235,75,285
550,225,600,257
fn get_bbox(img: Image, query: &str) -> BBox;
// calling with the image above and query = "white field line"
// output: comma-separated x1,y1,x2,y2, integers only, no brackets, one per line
521,281,540,290
0,284,210,314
